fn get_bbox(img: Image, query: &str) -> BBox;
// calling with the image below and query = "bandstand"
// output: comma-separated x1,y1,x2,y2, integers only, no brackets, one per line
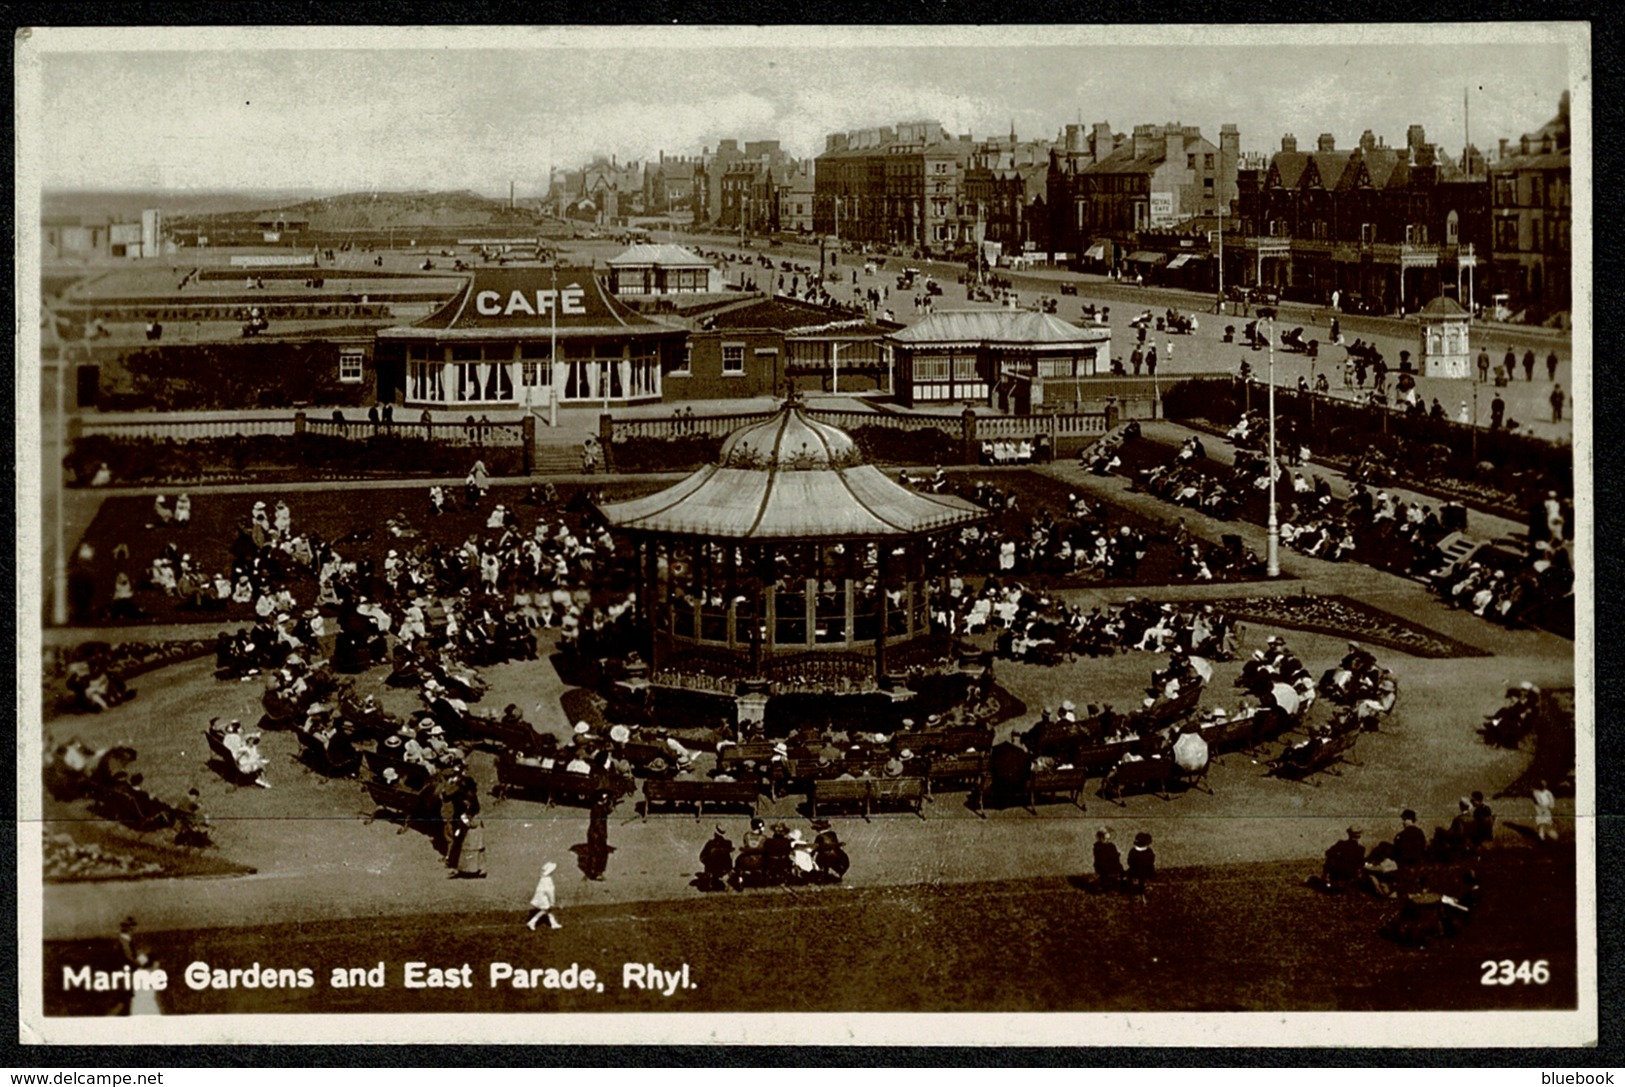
596,401,989,695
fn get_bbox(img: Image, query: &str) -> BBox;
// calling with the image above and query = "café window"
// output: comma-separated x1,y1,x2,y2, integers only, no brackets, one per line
338,348,364,384
629,351,660,398
409,358,445,402
518,343,552,387
672,342,692,375
722,343,745,374
913,356,951,382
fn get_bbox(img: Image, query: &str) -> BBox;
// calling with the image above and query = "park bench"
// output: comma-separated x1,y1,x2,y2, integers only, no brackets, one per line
97,784,176,833
1024,766,1092,814
1270,731,1359,784
362,779,440,833
640,779,759,821
924,752,990,796
205,730,269,787
1071,739,1139,774
717,741,779,775
1201,708,1291,759
810,777,927,820
463,713,549,756
617,740,669,767
492,758,620,807
295,729,362,778
1103,757,1174,804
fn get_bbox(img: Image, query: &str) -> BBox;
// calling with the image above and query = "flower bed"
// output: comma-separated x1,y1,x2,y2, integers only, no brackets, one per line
67,432,527,488
43,639,215,720
1219,593,1491,659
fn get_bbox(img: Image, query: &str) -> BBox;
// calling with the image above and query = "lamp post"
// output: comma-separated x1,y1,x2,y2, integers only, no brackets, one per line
548,262,559,428
1264,317,1280,578
1215,207,1225,314
830,341,846,396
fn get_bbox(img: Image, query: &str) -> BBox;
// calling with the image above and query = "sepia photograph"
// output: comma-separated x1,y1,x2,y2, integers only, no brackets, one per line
14,23,1595,1047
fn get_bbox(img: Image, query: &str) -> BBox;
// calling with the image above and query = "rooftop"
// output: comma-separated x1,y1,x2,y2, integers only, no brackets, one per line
606,243,713,268
596,402,987,540
378,266,679,341
889,309,1110,348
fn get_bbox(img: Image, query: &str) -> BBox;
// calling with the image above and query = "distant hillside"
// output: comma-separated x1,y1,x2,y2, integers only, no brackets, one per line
222,190,541,231
44,189,333,221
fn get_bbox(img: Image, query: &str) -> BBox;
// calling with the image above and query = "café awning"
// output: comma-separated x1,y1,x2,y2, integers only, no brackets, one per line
1125,251,1167,265
1166,254,1198,270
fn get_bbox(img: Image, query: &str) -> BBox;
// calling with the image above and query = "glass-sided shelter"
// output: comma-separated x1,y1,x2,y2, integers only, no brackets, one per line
596,402,989,687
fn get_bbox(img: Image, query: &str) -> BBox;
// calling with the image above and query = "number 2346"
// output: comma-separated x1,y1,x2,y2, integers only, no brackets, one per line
1481,960,1550,985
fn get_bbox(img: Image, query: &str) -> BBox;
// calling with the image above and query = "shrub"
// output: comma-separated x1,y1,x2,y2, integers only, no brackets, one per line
849,424,959,466
609,435,722,473
67,433,523,486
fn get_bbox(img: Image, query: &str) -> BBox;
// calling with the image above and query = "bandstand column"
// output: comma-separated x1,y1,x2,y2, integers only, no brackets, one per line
844,578,855,646
804,577,816,648
642,539,659,630
874,547,889,682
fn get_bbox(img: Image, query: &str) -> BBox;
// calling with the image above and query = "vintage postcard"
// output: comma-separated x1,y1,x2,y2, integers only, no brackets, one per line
14,23,1595,1047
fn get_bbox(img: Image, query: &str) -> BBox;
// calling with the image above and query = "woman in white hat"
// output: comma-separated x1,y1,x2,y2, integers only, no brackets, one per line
526,861,562,929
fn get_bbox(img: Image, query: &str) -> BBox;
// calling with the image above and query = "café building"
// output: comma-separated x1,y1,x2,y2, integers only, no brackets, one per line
375,266,686,408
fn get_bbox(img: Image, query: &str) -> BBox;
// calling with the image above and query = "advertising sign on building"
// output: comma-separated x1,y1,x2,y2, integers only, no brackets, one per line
1149,191,1176,225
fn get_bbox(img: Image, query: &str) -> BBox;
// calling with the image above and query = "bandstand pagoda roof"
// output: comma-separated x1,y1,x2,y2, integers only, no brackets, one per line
597,404,987,541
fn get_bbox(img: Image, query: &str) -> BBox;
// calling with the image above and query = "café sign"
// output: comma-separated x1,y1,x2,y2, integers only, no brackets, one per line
475,285,588,317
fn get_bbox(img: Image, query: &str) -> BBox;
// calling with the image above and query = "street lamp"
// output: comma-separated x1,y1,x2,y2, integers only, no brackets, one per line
548,262,559,428
1215,207,1225,315
830,341,846,396
1263,317,1280,578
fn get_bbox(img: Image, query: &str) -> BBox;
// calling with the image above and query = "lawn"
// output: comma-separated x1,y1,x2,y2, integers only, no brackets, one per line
70,481,668,628
43,844,1577,1016
70,468,1268,630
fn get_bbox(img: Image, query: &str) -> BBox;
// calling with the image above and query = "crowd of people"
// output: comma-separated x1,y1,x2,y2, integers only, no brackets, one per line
1303,787,1537,948
934,586,1239,667
908,472,1251,589
698,817,850,891
1427,490,1574,629
44,738,211,848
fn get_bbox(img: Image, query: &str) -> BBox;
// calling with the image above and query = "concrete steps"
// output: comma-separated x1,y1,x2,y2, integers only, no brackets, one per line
530,443,585,474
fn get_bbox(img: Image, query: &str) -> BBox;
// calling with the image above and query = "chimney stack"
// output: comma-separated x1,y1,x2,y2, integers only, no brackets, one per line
1281,133,1298,153
1317,133,1335,152
1132,123,1158,161
1093,122,1113,163
1359,130,1376,152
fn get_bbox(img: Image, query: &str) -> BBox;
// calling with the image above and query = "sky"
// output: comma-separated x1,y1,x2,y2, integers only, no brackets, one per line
22,25,1583,198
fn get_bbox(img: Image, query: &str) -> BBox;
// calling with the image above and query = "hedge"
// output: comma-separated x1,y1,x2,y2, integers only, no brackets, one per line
100,340,373,411
67,433,523,487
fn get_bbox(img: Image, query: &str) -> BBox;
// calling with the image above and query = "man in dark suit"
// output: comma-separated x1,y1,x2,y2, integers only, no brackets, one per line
1311,827,1366,893
1093,828,1123,894
1393,809,1428,868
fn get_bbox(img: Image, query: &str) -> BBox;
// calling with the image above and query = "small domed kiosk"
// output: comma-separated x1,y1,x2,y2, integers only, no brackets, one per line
596,400,989,691
1418,294,1472,379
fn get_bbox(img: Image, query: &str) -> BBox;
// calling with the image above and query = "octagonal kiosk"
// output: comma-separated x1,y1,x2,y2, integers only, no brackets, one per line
596,400,989,699
1418,295,1472,379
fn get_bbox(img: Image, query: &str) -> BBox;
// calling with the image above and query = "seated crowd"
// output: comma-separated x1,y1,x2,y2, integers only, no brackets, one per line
935,590,1238,666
